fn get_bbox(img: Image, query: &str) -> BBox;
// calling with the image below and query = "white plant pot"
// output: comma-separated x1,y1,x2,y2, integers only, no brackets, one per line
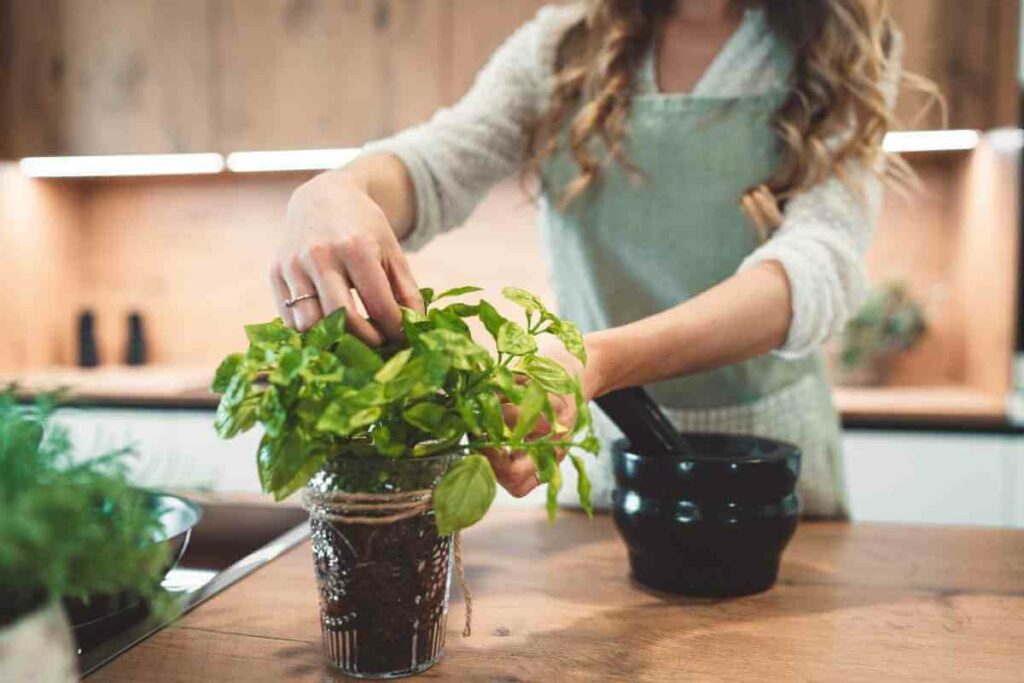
0,600,78,683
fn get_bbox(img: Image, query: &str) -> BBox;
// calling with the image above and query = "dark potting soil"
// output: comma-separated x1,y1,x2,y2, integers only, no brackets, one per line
310,510,453,676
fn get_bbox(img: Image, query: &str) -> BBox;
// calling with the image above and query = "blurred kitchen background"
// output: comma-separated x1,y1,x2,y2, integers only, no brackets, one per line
1,0,1022,525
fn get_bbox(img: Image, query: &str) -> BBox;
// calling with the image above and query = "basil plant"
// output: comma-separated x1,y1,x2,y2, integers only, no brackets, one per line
212,286,599,535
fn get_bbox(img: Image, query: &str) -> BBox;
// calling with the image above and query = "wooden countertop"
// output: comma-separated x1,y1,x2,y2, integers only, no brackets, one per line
89,508,1024,682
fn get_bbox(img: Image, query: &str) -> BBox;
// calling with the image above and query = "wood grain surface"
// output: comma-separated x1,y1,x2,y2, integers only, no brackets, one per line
88,508,1024,682
1,0,1018,156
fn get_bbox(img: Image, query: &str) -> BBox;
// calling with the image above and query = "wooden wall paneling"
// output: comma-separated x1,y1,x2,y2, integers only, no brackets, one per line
952,135,1020,397
447,0,553,102
891,0,1020,131
76,174,297,368
56,0,216,154
381,0,448,132
214,0,382,151
215,0,447,151
864,154,966,385
73,176,546,368
0,0,67,157
0,166,83,371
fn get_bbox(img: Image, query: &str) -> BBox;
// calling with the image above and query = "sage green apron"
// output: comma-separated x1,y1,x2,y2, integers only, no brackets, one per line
540,53,848,518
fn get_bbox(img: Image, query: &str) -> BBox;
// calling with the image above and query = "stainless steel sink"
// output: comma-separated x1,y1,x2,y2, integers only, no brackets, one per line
79,500,309,677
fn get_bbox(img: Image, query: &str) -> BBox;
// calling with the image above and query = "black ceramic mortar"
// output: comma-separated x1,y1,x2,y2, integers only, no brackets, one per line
598,388,800,597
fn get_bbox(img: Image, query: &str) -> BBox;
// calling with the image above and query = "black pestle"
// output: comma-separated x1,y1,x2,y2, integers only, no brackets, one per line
594,386,696,457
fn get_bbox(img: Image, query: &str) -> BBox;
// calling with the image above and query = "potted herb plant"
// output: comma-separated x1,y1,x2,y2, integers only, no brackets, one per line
836,281,927,387
0,393,171,683
213,286,598,678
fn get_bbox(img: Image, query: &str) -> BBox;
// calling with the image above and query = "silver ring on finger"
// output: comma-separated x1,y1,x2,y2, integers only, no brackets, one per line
284,293,319,308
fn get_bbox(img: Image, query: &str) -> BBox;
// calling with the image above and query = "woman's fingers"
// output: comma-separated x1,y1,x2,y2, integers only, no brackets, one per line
302,246,385,346
343,245,405,341
386,251,426,313
280,260,323,332
483,446,539,498
269,266,297,328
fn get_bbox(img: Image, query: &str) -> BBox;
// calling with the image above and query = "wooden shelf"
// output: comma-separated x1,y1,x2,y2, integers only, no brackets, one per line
834,385,1007,426
2,365,217,407
5,366,1012,428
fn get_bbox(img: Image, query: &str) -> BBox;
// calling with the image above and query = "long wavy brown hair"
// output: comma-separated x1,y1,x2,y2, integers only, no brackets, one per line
526,0,926,230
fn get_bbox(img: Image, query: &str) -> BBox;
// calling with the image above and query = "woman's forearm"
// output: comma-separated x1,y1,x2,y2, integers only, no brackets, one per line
324,153,418,241
587,261,793,396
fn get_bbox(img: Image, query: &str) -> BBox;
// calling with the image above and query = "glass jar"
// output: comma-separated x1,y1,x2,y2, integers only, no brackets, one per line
304,453,457,679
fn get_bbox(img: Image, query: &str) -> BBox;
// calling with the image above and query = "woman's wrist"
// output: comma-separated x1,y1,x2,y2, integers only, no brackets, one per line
583,329,627,399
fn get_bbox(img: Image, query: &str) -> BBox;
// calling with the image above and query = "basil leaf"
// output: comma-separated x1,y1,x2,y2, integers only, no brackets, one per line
477,391,506,441
401,306,429,325
496,321,537,356
270,346,304,385
257,430,307,500
548,319,587,365
420,287,435,308
388,351,450,399
444,303,480,318
419,329,491,371
433,454,497,535
477,300,508,341
375,348,412,383
214,377,260,438
521,355,575,394
456,396,482,434
545,459,562,523
435,285,483,300
335,335,384,373
211,353,244,393
372,425,408,458
316,402,380,436
402,402,447,434
304,308,347,350
274,449,327,500
428,308,471,336
569,453,593,517
245,318,299,348
512,382,546,442
501,286,546,314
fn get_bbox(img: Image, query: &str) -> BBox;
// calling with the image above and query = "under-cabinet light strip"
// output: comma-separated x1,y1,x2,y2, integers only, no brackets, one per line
19,153,226,178
882,129,980,153
18,131,993,179
225,148,361,173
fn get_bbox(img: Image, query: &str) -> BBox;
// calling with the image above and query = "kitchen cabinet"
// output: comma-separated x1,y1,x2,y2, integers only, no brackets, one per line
0,0,216,155
49,405,1024,527
1,0,1015,157
0,0,448,157
843,430,1020,527
213,0,447,150
890,0,1020,132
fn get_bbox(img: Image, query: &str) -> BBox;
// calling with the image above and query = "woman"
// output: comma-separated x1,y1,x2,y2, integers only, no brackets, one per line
272,0,907,518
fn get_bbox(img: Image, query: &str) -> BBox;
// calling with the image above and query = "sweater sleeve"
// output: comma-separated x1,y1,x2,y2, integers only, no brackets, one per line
360,5,581,252
738,32,904,359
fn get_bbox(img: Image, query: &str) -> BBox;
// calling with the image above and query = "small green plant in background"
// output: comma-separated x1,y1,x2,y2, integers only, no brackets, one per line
0,391,172,627
839,281,927,374
212,286,599,536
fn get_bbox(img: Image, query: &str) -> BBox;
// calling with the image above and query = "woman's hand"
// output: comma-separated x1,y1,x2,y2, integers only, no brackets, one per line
486,335,604,497
270,168,424,345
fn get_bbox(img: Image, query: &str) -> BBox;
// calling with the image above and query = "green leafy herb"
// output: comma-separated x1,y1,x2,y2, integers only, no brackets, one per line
0,391,174,626
212,285,599,534
433,454,497,535
839,281,927,373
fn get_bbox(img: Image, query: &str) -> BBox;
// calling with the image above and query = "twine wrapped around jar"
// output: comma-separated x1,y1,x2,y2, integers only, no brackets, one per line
302,487,473,637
